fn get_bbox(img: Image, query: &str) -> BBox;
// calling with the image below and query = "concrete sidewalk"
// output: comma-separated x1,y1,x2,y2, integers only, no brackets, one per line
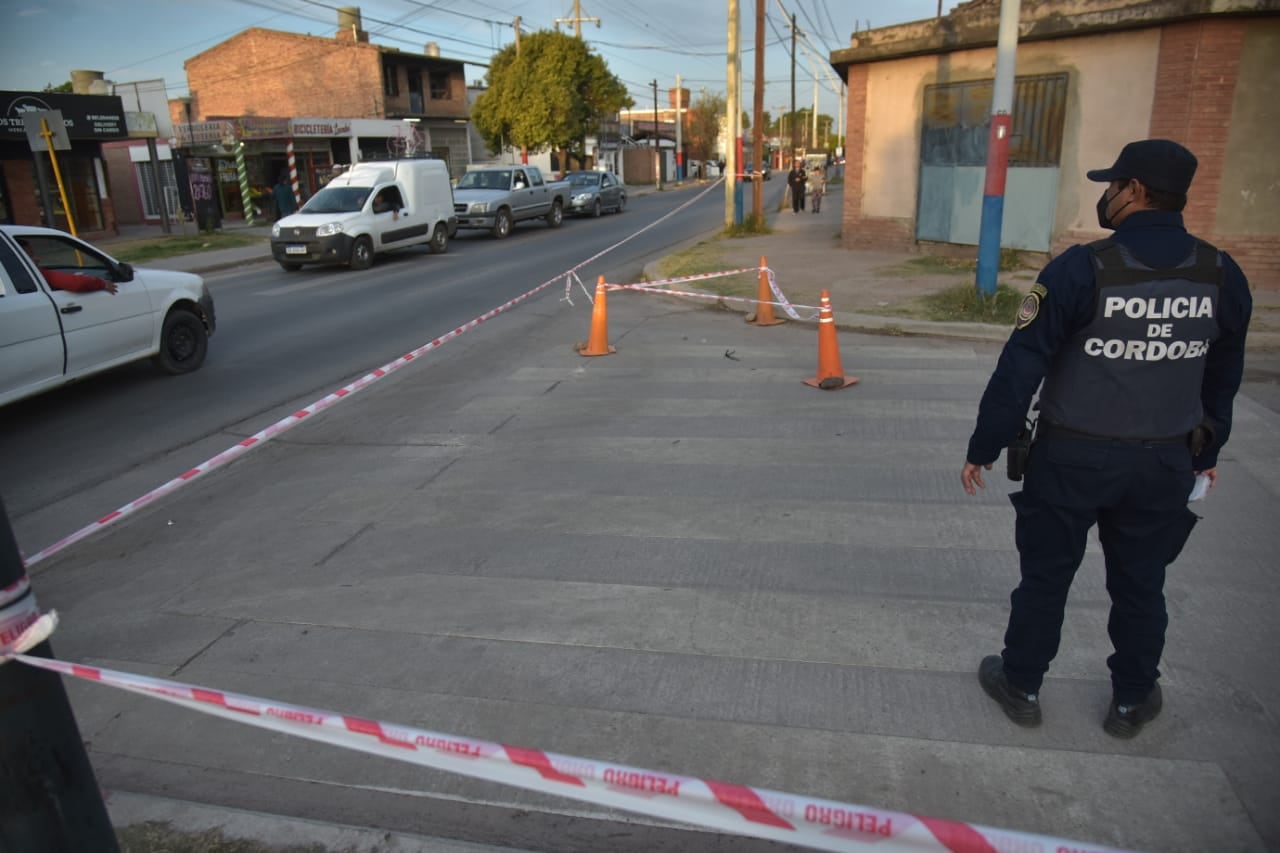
28,242,1280,852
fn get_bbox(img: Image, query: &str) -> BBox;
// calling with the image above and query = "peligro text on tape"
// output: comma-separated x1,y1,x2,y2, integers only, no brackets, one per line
2,618,1136,853
26,190,718,569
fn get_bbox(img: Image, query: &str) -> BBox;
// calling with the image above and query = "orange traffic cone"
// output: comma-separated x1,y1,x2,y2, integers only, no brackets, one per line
577,276,617,357
803,290,858,389
747,256,785,326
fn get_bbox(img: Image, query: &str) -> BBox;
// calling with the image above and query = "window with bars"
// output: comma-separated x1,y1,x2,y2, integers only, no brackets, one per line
921,72,1068,167
136,160,181,220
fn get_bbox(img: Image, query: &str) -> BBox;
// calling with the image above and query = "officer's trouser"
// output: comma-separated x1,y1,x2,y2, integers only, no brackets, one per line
1002,437,1198,703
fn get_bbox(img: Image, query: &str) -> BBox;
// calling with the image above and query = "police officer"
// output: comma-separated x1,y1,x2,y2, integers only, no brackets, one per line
960,139,1252,737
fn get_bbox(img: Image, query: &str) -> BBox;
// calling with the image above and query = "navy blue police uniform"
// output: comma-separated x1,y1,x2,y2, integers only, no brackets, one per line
967,139,1252,732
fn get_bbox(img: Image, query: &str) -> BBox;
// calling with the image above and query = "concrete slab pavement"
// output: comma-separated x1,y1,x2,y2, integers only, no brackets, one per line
23,246,1280,852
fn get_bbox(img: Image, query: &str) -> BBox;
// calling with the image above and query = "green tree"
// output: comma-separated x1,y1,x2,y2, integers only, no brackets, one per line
43,81,73,93
686,91,725,160
472,30,631,165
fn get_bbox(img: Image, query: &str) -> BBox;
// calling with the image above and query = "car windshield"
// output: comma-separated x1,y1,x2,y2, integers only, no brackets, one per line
300,186,369,213
457,171,509,190
568,173,601,188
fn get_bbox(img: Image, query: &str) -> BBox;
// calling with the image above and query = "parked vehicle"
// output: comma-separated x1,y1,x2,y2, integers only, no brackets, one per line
452,165,570,238
0,225,216,407
270,159,456,271
565,170,627,217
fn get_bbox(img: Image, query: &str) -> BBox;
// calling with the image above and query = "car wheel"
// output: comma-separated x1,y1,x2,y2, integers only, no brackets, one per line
152,309,208,375
545,200,564,228
279,262,302,272
349,235,374,270
492,208,512,239
616,194,626,213
592,198,602,218
430,222,448,254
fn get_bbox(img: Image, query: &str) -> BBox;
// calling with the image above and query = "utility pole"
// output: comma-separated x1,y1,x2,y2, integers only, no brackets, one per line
675,74,684,182
975,0,1021,298
751,0,764,220
555,0,599,37
0,497,120,852
514,17,527,165
812,61,819,154
789,12,797,161
651,79,661,190
725,0,740,226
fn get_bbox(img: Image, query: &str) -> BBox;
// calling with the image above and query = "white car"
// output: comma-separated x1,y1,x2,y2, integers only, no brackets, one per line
0,225,216,407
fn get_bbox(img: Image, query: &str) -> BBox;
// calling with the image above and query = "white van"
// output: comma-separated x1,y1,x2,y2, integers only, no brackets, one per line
270,159,457,271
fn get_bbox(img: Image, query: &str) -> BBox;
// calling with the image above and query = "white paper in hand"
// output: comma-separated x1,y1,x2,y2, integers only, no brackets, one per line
1188,473,1211,502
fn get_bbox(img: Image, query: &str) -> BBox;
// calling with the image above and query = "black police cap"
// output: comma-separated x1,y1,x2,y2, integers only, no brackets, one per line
1086,139,1198,194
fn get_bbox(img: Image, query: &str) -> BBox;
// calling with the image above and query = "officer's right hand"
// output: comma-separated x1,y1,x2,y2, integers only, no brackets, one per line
961,462,992,496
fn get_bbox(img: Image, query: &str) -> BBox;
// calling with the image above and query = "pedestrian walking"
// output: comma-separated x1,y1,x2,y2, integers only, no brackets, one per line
960,139,1253,738
809,166,826,213
787,159,807,213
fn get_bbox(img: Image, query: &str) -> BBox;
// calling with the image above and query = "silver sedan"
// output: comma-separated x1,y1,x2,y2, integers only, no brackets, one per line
565,170,627,217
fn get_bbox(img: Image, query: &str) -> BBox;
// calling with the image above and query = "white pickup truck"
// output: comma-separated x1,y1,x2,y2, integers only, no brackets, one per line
0,225,216,408
452,165,570,238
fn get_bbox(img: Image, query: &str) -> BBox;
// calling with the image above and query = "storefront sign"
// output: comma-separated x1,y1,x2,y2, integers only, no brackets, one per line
291,118,352,137
175,120,236,146
1,91,127,141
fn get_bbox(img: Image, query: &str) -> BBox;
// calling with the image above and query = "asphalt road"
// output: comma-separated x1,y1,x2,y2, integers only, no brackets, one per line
1,182,782,555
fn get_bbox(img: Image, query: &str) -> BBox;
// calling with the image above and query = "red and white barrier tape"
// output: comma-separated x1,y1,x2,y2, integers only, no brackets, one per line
24,274,564,567
0,614,1134,853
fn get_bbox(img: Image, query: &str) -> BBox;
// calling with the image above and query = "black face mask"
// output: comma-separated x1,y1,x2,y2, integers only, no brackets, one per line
1096,185,1132,230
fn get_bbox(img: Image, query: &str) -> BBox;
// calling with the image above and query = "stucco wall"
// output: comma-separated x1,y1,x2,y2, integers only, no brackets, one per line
859,29,1160,233
1217,19,1280,234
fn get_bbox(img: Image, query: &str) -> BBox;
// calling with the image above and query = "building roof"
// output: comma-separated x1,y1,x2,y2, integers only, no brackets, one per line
828,0,1280,77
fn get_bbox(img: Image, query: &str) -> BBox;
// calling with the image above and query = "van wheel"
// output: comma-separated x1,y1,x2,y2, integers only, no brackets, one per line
349,235,374,270
153,309,208,375
279,262,302,272
545,200,564,228
430,222,448,254
492,208,512,239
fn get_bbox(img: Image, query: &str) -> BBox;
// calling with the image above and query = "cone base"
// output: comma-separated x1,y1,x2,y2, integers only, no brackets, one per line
577,344,617,357
803,375,859,390
746,314,785,326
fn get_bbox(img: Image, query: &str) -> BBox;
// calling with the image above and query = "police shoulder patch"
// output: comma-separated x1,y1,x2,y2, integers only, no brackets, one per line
1015,291,1041,330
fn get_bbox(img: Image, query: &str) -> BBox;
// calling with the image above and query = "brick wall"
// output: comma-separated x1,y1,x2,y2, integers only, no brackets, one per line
187,29,385,120
840,65,919,252
1147,17,1276,290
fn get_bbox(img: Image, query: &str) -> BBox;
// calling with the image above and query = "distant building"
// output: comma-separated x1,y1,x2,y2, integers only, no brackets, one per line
830,0,1280,289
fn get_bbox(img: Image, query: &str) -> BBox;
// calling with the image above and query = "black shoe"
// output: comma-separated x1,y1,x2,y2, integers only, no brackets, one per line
979,655,1042,727
1104,684,1162,739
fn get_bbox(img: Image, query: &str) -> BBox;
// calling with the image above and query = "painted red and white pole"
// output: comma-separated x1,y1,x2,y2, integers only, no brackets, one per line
287,138,301,206
975,0,1021,298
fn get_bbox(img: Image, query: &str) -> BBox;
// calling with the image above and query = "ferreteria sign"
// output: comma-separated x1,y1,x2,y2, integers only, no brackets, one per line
0,91,127,141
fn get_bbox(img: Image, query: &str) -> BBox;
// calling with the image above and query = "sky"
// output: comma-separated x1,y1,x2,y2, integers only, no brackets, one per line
2,0,943,130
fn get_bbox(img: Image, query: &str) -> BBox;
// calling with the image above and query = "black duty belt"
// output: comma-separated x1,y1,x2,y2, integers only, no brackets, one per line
1036,422,1189,447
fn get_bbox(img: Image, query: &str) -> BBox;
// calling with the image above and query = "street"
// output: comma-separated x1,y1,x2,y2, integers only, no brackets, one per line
0,183,770,556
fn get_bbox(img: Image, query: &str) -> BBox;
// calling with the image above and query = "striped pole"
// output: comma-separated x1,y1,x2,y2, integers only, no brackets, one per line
235,141,255,226
975,0,1021,298
287,138,301,206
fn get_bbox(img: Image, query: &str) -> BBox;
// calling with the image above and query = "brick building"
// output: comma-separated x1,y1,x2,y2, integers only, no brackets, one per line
175,5,471,219
830,0,1280,289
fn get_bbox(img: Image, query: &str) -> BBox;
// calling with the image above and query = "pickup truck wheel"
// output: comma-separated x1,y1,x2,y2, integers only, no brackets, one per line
279,262,303,272
545,200,564,228
591,198,602,218
153,309,208,375
492,208,512,239
349,235,374,270
430,222,448,254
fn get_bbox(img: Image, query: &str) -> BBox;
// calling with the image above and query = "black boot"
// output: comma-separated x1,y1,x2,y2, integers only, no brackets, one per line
1103,684,1162,738
979,655,1042,727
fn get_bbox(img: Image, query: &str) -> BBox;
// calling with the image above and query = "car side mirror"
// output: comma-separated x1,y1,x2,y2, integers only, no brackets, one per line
114,261,135,282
